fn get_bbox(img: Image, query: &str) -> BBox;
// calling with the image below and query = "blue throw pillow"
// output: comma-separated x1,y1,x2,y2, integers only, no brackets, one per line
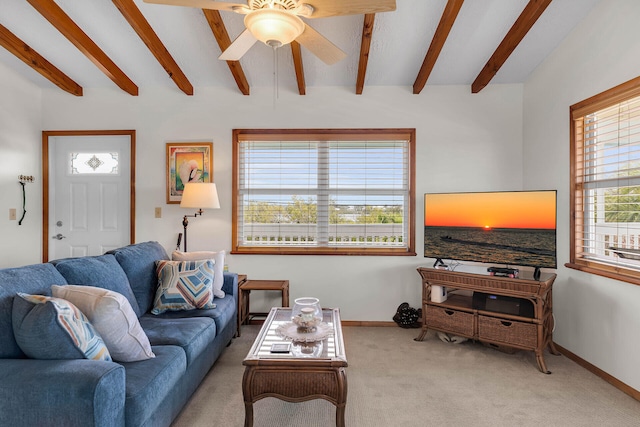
12,293,112,361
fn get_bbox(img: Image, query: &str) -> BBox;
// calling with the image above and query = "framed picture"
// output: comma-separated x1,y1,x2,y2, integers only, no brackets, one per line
166,142,213,204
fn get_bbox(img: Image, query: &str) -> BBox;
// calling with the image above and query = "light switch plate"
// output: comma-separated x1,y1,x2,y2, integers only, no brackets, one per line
155,207,162,218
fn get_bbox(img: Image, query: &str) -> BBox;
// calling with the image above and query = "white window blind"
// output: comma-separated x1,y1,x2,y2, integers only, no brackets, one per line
576,95,640,270
233,130,415,255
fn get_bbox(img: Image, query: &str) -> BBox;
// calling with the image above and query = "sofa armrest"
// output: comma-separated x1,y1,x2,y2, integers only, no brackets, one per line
0,359,125,427
222,272,238,298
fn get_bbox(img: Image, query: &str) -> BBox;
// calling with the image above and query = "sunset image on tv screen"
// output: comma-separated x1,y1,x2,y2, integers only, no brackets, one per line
425,191,556,229
423,191,557,269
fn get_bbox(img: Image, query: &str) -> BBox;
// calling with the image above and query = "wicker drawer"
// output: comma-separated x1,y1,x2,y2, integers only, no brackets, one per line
425,306,474,337
478,316,537,348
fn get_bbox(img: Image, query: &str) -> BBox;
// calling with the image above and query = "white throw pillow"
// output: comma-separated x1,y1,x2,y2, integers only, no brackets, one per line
171,250,225,298
51,285,155,362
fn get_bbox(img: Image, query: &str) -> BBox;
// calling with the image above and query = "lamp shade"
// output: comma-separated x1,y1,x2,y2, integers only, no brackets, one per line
244,9,305,47
180,183,220,209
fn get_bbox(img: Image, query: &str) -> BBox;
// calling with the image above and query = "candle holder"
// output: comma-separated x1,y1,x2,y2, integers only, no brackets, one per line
291,297,322,324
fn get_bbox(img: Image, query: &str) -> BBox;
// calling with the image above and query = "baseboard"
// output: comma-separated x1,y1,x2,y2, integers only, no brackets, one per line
341,320,397,327
554,342,640,402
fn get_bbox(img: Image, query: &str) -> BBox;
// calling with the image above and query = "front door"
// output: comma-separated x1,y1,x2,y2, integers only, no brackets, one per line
43,131,135,261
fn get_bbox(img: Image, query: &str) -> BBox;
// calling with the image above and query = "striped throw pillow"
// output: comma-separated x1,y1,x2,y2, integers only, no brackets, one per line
152,259,217,314
12,293,111,361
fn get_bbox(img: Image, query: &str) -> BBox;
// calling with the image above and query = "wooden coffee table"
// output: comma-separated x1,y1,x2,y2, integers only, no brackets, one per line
242,307,348,427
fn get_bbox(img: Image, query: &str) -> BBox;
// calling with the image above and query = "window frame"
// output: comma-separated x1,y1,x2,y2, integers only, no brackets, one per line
568,75,640,285
231,128,416,256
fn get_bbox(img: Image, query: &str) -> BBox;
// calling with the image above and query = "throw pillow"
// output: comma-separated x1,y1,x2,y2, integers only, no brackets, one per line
171,250,225,298
12,293,111,361
51,285,155,362
152,259,217,314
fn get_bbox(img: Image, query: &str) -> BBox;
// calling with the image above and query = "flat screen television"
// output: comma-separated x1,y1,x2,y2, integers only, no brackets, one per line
424,190,557,270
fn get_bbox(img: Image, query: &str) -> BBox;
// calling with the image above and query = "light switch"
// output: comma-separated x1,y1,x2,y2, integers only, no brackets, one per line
155,207,162,218
9,209,16,220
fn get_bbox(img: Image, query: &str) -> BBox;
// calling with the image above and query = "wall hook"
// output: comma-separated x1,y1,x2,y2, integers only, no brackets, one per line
18,175,34,225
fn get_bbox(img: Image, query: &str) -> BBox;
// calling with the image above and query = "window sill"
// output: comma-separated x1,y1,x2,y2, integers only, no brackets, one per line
232,247,417,256
565,262,640,287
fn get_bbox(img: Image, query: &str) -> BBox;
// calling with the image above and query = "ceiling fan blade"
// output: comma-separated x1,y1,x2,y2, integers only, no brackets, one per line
142,0,247,13
218,29,257,61
295,24,346,65
302,0,396,19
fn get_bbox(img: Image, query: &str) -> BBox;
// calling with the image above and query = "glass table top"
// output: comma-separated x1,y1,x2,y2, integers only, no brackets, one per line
244,307,346,363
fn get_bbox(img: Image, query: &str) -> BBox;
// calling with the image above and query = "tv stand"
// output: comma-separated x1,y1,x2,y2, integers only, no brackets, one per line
415,267,558,373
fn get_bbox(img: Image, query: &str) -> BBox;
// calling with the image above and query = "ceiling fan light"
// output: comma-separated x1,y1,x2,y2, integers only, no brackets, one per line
244,9,305,47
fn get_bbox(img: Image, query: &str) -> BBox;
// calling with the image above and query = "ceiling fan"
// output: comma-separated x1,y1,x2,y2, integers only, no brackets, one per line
143,0,396,65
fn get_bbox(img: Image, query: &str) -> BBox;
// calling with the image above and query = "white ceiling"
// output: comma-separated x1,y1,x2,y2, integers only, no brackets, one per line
0,0,601,94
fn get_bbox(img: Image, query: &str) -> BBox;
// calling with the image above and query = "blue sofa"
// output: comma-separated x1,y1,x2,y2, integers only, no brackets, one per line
0,241,238,427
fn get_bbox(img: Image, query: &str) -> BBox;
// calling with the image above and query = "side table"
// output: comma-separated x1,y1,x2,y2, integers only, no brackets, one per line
237,279,289,337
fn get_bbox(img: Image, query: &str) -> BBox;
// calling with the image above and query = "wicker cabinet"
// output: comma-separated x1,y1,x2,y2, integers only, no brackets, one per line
415,267,558,373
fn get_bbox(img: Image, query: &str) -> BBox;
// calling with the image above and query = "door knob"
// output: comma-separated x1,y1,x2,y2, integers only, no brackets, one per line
52,233,66,240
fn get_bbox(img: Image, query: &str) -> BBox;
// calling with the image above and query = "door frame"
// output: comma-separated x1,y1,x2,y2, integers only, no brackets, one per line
42,130,136,262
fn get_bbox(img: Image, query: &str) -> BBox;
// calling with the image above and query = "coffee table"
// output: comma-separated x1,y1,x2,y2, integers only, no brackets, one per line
242,307,348,427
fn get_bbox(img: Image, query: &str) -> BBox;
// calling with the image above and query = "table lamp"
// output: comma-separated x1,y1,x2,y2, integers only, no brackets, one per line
180,182,220,252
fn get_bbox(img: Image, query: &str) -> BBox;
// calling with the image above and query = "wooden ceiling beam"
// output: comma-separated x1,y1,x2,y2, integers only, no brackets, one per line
0,23,82,96
471,0,552,93
290,41,306,95
413,0,464,94
113,0,193,95
356,13,375,95
202,9,250,95
26,0,138,95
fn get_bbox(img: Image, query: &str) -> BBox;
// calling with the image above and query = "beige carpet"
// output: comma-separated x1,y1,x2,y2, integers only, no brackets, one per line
172,325,640,427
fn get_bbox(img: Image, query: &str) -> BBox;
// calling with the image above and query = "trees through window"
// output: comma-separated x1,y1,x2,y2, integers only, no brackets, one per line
569,76,640,284
232,129,416,255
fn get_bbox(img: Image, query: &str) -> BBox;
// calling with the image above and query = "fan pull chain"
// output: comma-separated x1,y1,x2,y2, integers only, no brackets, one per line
272,46,279,109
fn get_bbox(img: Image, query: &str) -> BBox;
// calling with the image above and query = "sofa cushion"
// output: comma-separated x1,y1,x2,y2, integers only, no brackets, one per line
172,250,226,298
107,241,170,315
52,285,155,362
120,345,186,427
12,293,111,361
52,254,142,317
152,260,216,314
0,263,69,358
139,315,216,366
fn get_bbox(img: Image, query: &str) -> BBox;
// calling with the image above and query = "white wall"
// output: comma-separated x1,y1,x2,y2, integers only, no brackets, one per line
524,0,640,391
10,81,521,322
0,62,42,268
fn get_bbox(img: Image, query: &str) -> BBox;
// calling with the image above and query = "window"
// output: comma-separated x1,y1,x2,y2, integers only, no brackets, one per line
569,75,640,284
70,152,119,175
232,129,416,255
